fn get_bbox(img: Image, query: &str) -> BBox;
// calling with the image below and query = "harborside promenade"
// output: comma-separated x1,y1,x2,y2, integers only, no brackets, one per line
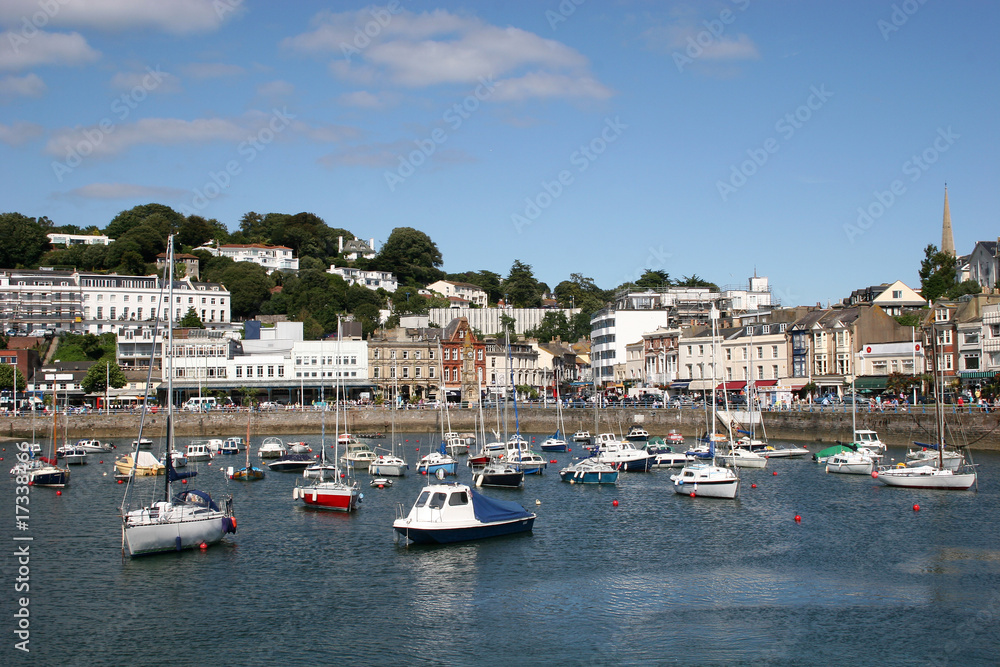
4,404,999,450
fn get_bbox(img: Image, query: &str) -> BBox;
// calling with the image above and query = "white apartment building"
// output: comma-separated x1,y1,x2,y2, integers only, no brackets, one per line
427,307,580,336
721,275,773,312
855,342,923,377
591,305,671,386
483,337,548,397
46,233,110,246
982,305,1000,374
426,280,488,307
327,266,398,292
196,243,299,273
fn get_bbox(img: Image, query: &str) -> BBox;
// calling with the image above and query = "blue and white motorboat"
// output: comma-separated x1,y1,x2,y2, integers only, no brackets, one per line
266,453,316,472
392,483,535,544
558,457,618,484
415,450,458,476
539,430,568,452
502,449,547,474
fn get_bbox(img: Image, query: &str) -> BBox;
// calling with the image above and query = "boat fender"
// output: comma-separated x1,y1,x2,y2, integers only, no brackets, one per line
292,488,300,500
175,536,182,551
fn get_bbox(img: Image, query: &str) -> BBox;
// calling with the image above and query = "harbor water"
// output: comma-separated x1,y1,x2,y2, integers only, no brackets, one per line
3,433,999,666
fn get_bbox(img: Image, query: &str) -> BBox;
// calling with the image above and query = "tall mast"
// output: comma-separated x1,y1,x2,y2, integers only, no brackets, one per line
164,235,175,503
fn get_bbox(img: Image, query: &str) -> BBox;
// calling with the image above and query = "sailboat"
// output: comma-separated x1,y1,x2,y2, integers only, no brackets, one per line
303,387,338,480
875,317,977,490
228,398,264,481
369,373,407,476
292,322,361,511
416,339,458,476
472,376,524,488
826,361,878,475
56,403,87,465
672,306,739,499
29,385,71,487
714,338,766,469
540,371,568,452
120,237,236,557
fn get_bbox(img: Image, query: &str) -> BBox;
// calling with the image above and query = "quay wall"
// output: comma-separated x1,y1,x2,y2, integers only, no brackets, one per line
5,406,1000,450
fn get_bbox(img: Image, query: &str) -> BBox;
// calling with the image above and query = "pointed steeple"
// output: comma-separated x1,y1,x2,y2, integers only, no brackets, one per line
941,184,956,257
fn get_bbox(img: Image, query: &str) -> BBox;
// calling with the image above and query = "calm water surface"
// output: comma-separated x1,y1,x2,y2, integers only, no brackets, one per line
2,432,999,666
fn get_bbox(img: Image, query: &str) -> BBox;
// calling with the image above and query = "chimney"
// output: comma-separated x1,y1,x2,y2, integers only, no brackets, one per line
338,236,343,253
369,238,375,253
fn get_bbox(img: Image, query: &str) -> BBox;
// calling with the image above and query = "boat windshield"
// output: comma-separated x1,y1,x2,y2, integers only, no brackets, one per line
415,490,430,508
428,492,447,509
448,491,469,506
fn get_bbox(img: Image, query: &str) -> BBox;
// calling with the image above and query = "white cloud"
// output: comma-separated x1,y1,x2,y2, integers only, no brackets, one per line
0,30,99,71
181,62,246,79
286,9,612,100
641,24,760,61
0,0,241,35
65,183,189,200
0,73,45,97
338,90,396,109
256,79,294,97
45,117,248,158
110,68,181,93
0,120,43,145
491,72,613,102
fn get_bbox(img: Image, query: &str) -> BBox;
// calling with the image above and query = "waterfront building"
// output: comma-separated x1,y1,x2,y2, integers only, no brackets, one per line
368,326,443,403
719,322,791,406
642,326,680,388
327,265,398,292
843,280,926,316
483,334,543,400
46,232,110,246
968,239,1000,291
426,306,579,336
426,280,488,307
195,243,299,274
981,304,1000,378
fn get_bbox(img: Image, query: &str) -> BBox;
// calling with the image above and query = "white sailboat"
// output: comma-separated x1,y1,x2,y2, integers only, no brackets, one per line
827,363,878,475
673,306,739,499
875,318,977,490
120,237,236,557
369,373,408,476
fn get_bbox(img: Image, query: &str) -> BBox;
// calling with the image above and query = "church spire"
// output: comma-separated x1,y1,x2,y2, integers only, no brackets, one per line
941,183,956,257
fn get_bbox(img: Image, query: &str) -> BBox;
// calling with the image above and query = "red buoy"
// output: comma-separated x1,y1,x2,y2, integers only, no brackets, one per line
794,515,801,522
772,471,777,476
550,459,557,464
612,499,618,507
567,448,572,452
751,483,757,489
99,460,103,464
871,471,879,478
117,479,123,484
56,490,61,496
182,479,187,484
199,542,208,550
913,504,920,512
690,492,696,498
422,470,427,475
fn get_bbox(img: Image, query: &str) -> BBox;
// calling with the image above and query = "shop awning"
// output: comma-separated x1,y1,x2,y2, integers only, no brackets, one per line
688,380,714,391
751,380,778,387
959,371,998,379
716,381,746,391
669,381,690,390
853,376,888,390
786,383,807,391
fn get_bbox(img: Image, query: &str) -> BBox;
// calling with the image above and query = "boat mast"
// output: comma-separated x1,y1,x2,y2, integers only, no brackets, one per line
931,313,944,469
164,236,175,504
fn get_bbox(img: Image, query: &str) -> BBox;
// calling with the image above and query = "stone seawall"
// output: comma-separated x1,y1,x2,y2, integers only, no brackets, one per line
6,406,1000,450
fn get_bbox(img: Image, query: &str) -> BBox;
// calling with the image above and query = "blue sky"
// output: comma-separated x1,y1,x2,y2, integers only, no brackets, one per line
1,0,996,307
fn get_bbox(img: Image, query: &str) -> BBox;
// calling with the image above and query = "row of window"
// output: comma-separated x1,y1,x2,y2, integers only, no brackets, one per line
294,356,359,366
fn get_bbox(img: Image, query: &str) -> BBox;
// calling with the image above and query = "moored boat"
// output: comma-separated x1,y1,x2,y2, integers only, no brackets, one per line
257,437,286,459
392,483,535,544
267,453,315,472
672,463,739,499
559,457,618,484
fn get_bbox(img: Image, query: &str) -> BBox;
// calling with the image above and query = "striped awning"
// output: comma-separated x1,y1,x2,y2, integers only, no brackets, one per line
959,371,998,379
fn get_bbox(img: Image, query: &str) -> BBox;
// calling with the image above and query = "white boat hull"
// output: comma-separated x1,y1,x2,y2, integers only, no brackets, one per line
123,507,230,556
826,460,874,475
875,465,976,489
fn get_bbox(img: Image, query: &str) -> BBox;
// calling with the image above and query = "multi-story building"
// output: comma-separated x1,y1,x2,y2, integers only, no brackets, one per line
46,233,110,246
368,326,442,403
533,338,581,398
327,266,398,292
844,280,926,316
720,275,774,313
718,322,791,406
642,326,680,387
440,318,486,403
426,306,579,336
982,304,1000,376
968,239,999,291
426,280,488,307
338,236,377,261
195,243,299,273
483,335,545,400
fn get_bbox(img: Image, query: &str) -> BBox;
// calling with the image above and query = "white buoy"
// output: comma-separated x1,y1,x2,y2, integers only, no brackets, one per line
535,499,541,505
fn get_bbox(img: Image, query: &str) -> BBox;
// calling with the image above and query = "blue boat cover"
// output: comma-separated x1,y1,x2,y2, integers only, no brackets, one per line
469,489,534,523
168,468,197,482
913,441,943,451
438,441,447,456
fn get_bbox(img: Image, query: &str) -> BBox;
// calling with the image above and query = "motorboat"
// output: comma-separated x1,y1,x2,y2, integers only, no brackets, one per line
472,460,524,488
267,453,316,473
825,449,876,475
115,451,165,477
257,437,286,459
218,439,240,456
56,445,88,465
666,430,685,446
594,438,653,472
853,429,886,455
539,434,568,452
625,425,650,442
571,430,591,443
415,451,458,476
340,440,377,470
132,438,154,450
302,461,338,480
501,449,547,474
392,483,535,544
223,437,246,452
169,450,188,468
672,463,739,499
185,442,213,462
645,441,688,469
29,461,71,487
286,441,313,454
370,477,393,488
369,450,409,477
559,457,618,484
445,435,469,456
75,439,113,453
715,446,767,469
204,438,224,455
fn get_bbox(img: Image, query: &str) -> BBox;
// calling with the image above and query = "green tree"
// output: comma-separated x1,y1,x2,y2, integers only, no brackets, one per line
676,274,720,291
179,307,205,328
105,203,183,240
502,260,542,307
918,244,957,302
178,215,228,249
0,364,26,392
525,311,571,343
894,312,922,327
634,269,672,289
0,212,50,268
946,279,981,300
80,360,127,394
371,227,444,284
217,262,272,320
